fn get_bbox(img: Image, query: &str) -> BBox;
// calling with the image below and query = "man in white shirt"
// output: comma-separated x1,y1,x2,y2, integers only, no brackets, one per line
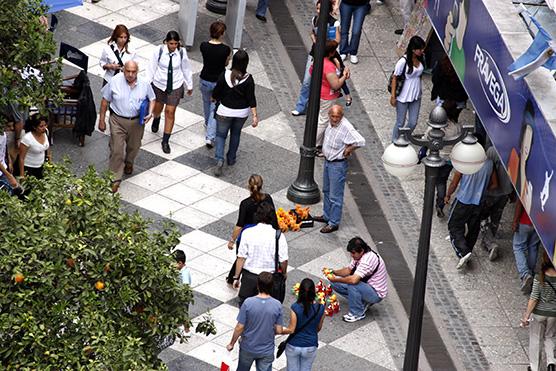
314,105,365,233
98,61,155,193
232,203,288,307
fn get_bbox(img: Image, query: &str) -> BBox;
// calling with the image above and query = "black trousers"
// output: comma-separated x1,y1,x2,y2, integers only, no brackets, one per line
435,164,453,210
479,194,509,238
24,165,44,179
447,199,482,257
238,269,259,308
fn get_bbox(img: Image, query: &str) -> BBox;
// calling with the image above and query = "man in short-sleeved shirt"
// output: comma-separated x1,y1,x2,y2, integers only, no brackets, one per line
227,272,283,371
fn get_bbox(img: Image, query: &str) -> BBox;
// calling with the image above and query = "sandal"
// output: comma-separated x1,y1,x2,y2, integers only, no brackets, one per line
346,98,352,107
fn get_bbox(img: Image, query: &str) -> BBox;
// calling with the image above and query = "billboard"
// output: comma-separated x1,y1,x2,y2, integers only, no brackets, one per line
425,0,556,258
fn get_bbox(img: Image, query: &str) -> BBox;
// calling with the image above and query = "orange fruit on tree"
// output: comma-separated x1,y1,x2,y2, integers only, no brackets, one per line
95,281,105,291
14,273,24,284
66,258,75,268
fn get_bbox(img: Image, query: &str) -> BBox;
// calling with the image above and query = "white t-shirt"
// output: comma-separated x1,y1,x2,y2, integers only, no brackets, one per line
394,56,423,103
0,132,7,169
21,131,49,168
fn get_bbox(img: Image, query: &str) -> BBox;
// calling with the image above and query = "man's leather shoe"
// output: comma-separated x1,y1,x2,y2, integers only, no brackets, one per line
124,162,133,175
313,215,327,223
162,142,171,154
320,225,338,234
256,15,267,22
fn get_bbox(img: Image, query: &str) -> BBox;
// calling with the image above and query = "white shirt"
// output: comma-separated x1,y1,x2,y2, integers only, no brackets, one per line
99,42,136,82
0,132,7,169
322,117,366,161
101,73,155,118
394,55,423,103
148,45,193,92
238,223,288,274
21,131,49,168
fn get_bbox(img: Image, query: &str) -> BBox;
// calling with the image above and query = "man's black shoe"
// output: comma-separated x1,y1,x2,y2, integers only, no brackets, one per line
320,225,339,234
161,142,171,154
394,29,403,35
313,215,328,223
256,15,267,22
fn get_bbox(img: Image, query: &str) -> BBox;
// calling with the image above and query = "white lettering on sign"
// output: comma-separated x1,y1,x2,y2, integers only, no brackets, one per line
474,44,511,123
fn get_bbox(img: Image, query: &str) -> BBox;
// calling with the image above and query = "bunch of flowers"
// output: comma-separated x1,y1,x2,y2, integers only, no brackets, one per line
291,279,340,317
276,205,310,232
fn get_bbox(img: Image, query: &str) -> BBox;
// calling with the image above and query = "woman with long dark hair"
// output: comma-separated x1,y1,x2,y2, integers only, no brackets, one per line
148,31,193,154
282,278,325,370
99,24,135,86
18,115,51,179
390,35,426,141
521,251,556,371
211,49,258,177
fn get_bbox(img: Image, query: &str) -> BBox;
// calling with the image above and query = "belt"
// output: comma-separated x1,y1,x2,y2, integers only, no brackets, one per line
110,109,139,121
326,158,345,162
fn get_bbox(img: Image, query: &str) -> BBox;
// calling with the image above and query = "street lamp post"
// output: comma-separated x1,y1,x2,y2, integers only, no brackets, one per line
287,0,331,205
381,106,486,371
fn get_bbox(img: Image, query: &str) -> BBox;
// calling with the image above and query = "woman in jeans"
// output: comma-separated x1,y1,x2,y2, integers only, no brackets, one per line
390,35,426,141
282,278,325,371
212,49,258,177
521,251,556,371
199,21,231,148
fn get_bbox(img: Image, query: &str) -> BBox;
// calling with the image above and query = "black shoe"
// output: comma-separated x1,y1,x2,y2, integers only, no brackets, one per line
227,159,236,166
256,15,267,22
151,117,160,133
547,364,555,371
394,29,403,35
320,225,339,234
436,206,445,218
313,215,328,223
161,141,171,154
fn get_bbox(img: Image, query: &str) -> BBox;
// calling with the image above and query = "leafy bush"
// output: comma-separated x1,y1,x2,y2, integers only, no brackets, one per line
0,164,197,370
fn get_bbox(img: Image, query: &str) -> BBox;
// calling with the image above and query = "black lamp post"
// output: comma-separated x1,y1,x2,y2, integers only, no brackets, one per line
382,106,486,371
286,0,331,205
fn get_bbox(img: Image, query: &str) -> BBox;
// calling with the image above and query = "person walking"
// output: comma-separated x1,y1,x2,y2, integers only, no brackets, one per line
18,115,51,180
395,0,414,34
226,174,278,284
339,0,371,64
147,31,193,154
281,278,326,371
390,35,426,141
199,21,231,149
513,200,541,294
327,237,388,323
99,61,155,193
232,203,288,307
227,272,284,370
212,49,258,177
520,251,556,371
99,24,136,86
430,55,467,119
313,105,365,233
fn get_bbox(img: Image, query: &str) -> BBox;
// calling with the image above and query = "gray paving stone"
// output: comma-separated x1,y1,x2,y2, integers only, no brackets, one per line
310,345,392,371
164,352,219,371
200,219,236,242
189,290,224,319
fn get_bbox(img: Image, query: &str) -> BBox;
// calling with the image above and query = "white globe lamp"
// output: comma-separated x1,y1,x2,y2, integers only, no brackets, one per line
450,134,487,174
382,141,418,178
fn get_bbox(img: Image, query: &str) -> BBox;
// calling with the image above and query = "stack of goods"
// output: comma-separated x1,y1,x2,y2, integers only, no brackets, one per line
276,205,313,232
291,279,340,317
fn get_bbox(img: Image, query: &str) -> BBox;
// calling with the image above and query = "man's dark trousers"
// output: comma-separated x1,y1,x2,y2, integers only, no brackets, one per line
448,199,482,258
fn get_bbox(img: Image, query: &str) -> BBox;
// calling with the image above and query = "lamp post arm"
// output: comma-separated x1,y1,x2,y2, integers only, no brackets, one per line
443,124,475,146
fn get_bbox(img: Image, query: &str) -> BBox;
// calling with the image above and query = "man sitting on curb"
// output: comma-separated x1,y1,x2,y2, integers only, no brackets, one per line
326,237,388,323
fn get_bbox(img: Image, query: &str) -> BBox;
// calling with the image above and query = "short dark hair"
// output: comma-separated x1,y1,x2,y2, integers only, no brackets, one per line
254,203,275,225
175,249,186,264
257,272,274,295
347,236,371,254
24,114,47,133
210,21,226,39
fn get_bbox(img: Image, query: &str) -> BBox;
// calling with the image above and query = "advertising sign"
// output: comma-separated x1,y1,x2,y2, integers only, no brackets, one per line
425,0,556,259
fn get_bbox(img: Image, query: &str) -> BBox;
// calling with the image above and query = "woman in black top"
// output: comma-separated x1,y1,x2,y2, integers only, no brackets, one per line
211,49,259,177
200,21,231,149
226,174,278,284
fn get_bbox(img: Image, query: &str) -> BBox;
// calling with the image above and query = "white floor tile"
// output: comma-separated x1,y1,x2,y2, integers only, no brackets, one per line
126,169,179,192
149,161,200,182
173,106,205,129
206,304,240,328
170,332,209,354
134,42,159,63
118,5,166,21
159,183,208,206
170,207,218,229
96,0,134,12
296,247,350,278
186,339,237,368
80,41,106,60
172,243,205,261
179,230,228,252
134,194,185,217
213,185,250,206
188,267,214,288
182,173,230,195
138,0,180,14
141,140,192,160
171,129,207,150
66,2,112,19
94,12,140,29
188,254,231,278
118,181,154,203
208,245,237,264
190,196,238,218
195,276,238,303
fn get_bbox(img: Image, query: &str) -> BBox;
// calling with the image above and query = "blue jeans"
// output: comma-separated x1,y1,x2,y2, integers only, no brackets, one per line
392,98,422,141
0,174,15,195
294,55,313,114
330,281,382,316
339,2,370,56
199,78,217,142
323,160,348,227
215,114,248,163
237,348,274,371
285,344,318,371
256,0,268,17
513,223,540,279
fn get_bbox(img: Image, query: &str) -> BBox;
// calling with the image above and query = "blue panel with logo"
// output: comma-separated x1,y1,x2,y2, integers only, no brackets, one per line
426,0,556,258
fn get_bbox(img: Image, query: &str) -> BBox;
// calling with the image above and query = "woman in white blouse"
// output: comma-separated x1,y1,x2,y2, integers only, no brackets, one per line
18,115,51,179
99,24,136,86
148,31,193,154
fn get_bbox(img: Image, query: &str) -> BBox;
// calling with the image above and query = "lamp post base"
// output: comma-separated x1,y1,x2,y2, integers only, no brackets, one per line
287,181,320,205
206,0,227,14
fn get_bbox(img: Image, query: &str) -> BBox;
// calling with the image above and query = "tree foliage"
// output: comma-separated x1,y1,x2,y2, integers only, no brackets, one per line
0,164,196,370
0,0,63,128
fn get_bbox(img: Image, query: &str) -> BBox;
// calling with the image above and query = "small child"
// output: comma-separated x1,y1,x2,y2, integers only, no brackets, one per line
175,249,192,336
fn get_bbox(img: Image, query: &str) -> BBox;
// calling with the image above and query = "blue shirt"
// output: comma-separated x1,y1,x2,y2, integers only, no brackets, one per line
237,296,283,355
456,159,493,205
289,303,324,348
101,73,155,117
180,267,191,285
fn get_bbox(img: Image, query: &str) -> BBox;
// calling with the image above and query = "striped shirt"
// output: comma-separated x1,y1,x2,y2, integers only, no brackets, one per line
531,275,556,317
322,117,365,161
349,251,388,298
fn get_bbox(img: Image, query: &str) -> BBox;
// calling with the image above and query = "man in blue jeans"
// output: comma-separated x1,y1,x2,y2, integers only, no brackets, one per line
339,0,371,64
328,237,388,323
227,272,283,371
512,200,540,294
313,105,365,233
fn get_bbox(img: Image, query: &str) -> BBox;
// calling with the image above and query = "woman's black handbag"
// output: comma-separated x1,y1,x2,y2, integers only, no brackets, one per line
387,57,407,97
276,305,320,358
271,229,286,303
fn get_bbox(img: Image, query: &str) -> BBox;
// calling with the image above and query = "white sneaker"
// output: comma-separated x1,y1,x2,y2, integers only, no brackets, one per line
376,0,383,4
340,54,347,61
343,312,366,323
291,110,302,116
456,252,472,269
350,55,359,64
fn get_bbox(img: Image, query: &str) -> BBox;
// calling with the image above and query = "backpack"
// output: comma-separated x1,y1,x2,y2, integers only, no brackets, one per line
157,46,184,64
387,57,407,97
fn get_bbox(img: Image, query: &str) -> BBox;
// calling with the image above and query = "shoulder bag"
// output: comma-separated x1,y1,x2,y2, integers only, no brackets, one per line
276,304,321,358
351,249,382,283
387,57,407,97
271,229,286,303
110,44,124,75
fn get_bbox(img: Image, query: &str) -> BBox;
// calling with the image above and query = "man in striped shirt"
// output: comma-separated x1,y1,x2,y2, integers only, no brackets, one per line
327,237,388,322
313,105,366,233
